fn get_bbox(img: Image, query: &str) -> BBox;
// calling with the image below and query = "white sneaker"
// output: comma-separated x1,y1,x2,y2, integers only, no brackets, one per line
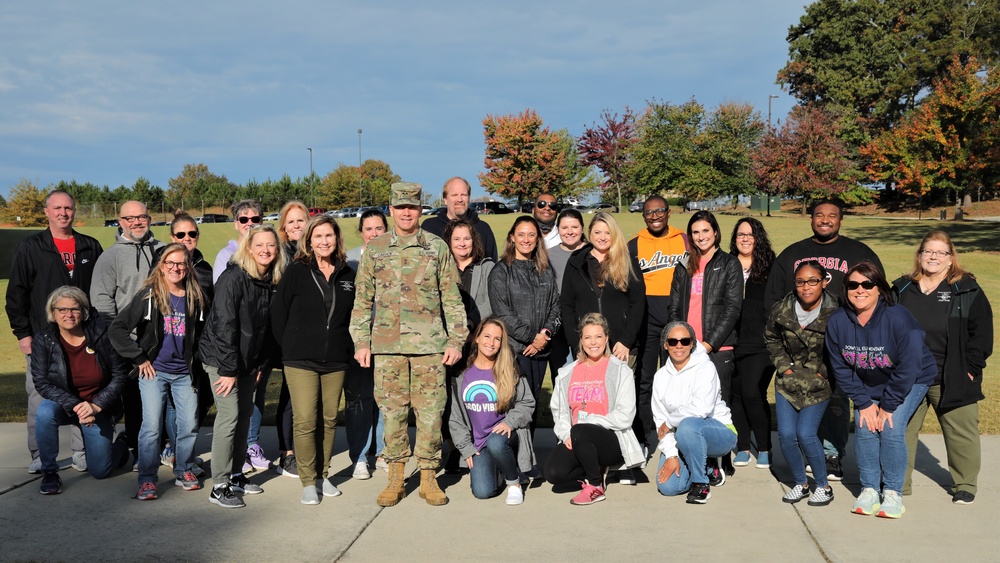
505,485,524,506
352,460,371,480
71,451,88,472
375,457,389,472
319,478,342,497
640,445,650,469
28,456,42,474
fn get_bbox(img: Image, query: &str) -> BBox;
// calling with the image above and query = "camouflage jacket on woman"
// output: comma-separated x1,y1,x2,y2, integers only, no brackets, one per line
764,291,839,410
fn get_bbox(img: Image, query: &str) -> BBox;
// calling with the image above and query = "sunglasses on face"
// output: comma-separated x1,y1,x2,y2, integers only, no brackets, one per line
535,201,558,209
666,337,693,347
238,216,263,224
846,280,878,290
172,231,199,239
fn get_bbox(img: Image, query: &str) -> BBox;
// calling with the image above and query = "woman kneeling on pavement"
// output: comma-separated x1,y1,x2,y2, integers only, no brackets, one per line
33,286,130,494
546,312,644,506
653,321,736,504
826,261,936,518
448,318,535,505
199,224,285,508
764,260,838,507
110,243,208,500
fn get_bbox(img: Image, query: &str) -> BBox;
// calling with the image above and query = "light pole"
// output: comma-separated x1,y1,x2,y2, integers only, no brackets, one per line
766,94,780,217
357,129,363,206
307,147,313,207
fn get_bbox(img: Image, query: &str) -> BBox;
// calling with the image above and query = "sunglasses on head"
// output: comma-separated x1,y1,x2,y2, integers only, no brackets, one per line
238,216,262,224
846,280,877,290
536,201,558,209
666,337,693,347
172,231,199,239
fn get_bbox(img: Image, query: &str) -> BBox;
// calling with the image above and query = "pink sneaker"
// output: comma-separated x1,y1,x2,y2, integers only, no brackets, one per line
569,482,606,506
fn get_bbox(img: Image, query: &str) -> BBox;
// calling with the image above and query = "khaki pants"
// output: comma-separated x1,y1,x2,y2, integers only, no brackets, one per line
283,366,345,486
904,384,981,495
374,354,445,469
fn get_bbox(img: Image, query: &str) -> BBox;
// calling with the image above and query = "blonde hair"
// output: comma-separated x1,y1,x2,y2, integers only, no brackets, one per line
45,286,90,323
295,215,347,265
277,200,310,245
466,318,519,413
909,230,972,284
232,224,286,284
588,212,636,292
144,244,206,317
576,312,611,361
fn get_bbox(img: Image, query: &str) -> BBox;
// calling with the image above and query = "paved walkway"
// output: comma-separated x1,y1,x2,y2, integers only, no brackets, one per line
1,423,997,562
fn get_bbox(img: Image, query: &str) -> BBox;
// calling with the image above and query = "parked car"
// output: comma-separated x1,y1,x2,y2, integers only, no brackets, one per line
586,203,618,213
151,221,168,226
470,201,514,215
421,205,434,215
308,207,328,217
104,219,119,227
197,213,230,224
426,206,446,217
263,213,280,222
628,199,645,213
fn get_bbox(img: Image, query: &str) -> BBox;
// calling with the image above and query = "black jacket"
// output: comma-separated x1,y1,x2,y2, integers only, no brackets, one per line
151,246,214,306
734,263,772,357
109,287,207,385
893,275,994,410
197,264,277,377
421,208,499,262
272,259,357,369
31,313,129,416
6,229,103,340
668,249,744,351
560,244,646,353
488,259,561,357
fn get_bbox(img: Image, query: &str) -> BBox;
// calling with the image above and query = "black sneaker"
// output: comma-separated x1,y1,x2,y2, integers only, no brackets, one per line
686,482,711,504
826,456,843,481
444,449,462,475
230,473,263,495
275,455,299,479
721,453,736,477
707,458,726,487
39,472,62,495
952,491,975,505
209,484,245,508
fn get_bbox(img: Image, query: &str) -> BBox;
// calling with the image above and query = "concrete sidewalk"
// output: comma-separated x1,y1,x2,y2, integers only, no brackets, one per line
1,422,997,562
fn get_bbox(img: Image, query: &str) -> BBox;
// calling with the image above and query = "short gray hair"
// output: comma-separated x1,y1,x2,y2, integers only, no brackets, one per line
45,286,90,323
661,320,695,348
231,199,262,219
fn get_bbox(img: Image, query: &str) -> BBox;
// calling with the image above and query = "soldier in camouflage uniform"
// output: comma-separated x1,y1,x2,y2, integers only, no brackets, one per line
763,260,840,505
350,182,468,507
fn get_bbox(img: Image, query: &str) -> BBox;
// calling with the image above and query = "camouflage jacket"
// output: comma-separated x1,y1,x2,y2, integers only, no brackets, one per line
764,291,839,409
349,229,468,355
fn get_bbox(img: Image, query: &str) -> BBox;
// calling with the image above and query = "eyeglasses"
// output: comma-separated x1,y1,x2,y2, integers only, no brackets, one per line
163,260,187,270
920,250,952,258
172,231,199,239
846,280,878,291
535,201,558,210
238,216,263,224
666,337,693,347
643,207,668,218
735,233,754,239
120,214,151,223
53,307,82,316
795,278,822,287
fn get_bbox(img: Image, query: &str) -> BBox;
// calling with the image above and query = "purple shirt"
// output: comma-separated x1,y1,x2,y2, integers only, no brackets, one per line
153,293,187,374
461,365,504,451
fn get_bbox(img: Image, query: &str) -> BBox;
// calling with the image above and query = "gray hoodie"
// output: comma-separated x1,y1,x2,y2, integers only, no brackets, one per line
90,232,163,320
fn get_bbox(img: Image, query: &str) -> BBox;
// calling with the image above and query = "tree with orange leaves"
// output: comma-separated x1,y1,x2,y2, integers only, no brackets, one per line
479,109,568,207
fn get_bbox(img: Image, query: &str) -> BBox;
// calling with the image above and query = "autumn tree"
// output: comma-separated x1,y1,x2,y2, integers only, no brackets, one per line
578,109,637,209
751,104,862,214
479,109,567,206
862,57,1000,203
554,130,601,202
4,179,48,226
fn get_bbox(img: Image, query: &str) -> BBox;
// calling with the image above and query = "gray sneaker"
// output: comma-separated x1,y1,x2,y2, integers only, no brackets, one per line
230,474,263,495
209,484,245,508
320,478,342,497
28,456,42,474
301,485,320,505
71,451,87,472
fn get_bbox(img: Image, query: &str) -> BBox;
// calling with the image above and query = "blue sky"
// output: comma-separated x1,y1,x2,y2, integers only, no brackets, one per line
0,1,807,200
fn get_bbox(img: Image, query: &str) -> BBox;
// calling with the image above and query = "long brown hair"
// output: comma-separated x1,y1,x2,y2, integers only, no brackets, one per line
142,243,206,317
908,229,972,284
686,211,722,275
295,215,347,265
500,216,549,274
466,317,519,413
443,219,485,264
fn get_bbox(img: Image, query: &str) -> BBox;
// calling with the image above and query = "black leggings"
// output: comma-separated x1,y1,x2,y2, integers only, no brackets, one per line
544,423,624,485
276,378,294,452
731,351,774,452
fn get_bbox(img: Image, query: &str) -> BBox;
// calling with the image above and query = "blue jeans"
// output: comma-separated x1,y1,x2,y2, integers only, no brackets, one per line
469,432,521,499
247,367,273,446
775,394,829,488
138,371,198,483
656,417,737,496
855,384,929,494
34,399,125,479
819,387,849,459
344,363,381,463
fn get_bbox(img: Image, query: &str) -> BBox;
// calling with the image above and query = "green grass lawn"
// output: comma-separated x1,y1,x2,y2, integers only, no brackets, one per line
1,210,997,432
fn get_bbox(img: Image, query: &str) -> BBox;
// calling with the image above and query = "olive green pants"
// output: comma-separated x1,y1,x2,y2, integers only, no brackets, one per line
283,366,346,487
904,384,980,495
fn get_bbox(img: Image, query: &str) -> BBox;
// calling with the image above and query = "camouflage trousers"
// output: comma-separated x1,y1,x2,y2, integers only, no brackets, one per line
374,354,446,469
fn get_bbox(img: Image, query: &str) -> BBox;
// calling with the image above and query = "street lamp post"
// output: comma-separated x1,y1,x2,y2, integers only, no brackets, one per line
357,129,363,206
307,147,314,207
766,94,780,217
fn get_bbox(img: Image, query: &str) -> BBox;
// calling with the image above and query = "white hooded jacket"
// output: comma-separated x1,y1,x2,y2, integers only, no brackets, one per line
652,341,733,458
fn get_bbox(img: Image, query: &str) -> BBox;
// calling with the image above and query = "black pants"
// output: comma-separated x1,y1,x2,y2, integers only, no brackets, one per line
275,378,294,452
635,320,667,449
544,423,624,485
731,351,774,452
120,379,142,457
546,328,570,386
710,350,736,407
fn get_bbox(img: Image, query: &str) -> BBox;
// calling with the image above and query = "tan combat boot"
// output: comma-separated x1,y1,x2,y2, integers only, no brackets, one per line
376,462,406,507
418,468,449,506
